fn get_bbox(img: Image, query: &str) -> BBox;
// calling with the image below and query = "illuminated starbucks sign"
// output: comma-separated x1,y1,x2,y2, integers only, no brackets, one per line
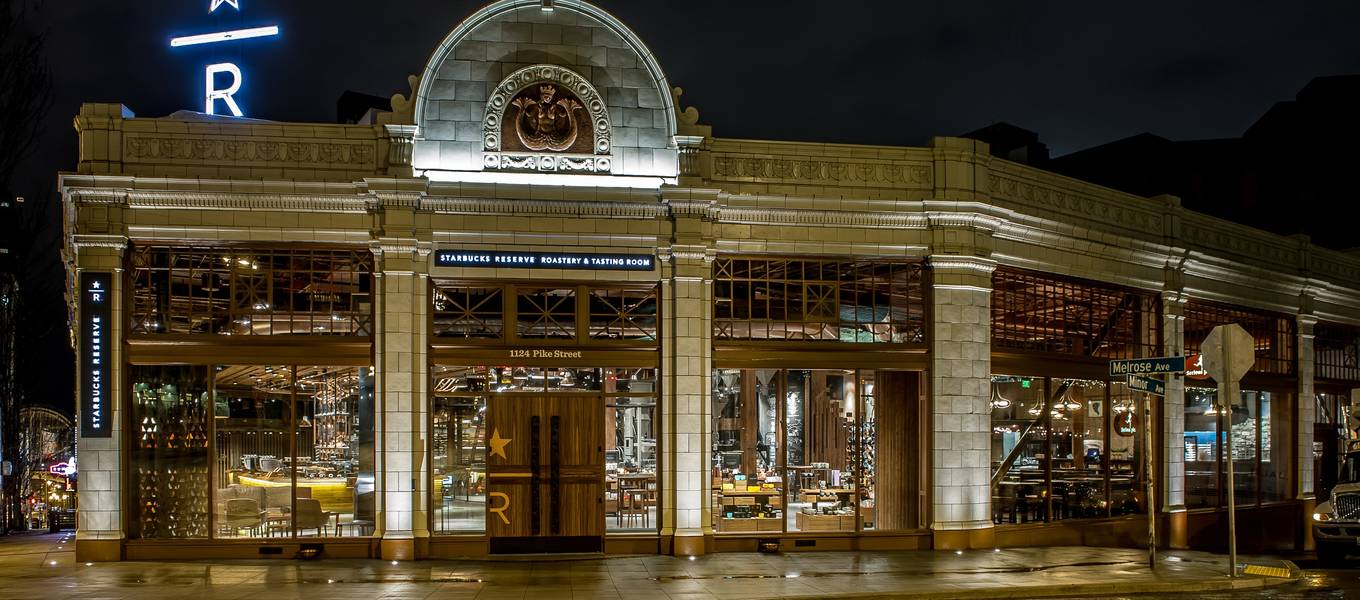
80,272,112,438
435,250,655,271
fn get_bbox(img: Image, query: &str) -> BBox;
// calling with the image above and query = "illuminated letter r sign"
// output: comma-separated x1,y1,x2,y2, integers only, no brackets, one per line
205,63,244,116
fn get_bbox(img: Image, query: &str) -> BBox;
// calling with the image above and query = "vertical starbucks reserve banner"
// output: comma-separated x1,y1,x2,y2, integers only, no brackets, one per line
435,249,655,271
81,272,112,438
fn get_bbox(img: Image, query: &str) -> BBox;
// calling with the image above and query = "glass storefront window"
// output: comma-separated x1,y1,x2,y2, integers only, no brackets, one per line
991,376,1142,523
712,258,927,344
432,396,487,533
1316,392,1351,500
859,372,877,530
1183,386,1291,507
209,365,375,539
128,246,373,336
712,369,783,533
212,365,289,538
711,368,917,534
606,397,656,531
1108,382,1142,516
131,365,212,539
515,287,577,339
1184,386,1219,508
432,286,504,339
785,369,857,533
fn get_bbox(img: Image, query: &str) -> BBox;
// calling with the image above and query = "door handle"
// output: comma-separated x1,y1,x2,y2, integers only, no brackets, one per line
550,415,561,535
530,415,541,535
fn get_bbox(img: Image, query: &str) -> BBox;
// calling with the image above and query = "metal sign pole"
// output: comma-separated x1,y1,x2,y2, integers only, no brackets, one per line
1220,331,1239,578
1145,387,1157,570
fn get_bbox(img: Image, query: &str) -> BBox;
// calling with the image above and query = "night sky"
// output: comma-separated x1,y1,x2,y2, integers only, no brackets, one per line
12,0,1360,414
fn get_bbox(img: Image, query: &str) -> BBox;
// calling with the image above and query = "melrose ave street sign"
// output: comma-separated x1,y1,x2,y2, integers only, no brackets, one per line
1108,356,1186,377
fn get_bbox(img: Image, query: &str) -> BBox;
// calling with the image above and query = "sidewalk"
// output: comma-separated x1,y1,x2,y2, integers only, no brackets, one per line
0,533,1296,599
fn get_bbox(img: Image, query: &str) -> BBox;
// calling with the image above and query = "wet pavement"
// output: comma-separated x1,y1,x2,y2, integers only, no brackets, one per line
1049,557,1360,599
0,532,1296,599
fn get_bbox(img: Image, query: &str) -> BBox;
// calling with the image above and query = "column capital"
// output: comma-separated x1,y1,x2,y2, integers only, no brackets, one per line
928,255,995,291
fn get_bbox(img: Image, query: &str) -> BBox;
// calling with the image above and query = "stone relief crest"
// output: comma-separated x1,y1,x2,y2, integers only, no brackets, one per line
481,64,612,173
509,84,585,153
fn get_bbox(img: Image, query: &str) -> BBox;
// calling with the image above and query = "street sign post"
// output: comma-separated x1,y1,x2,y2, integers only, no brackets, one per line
1126,374,1166,396
1111,357,1186,572
1108,356,1186,377
1202,323,1254,577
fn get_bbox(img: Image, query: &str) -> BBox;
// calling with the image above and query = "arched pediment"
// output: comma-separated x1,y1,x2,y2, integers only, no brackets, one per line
410,0,679,178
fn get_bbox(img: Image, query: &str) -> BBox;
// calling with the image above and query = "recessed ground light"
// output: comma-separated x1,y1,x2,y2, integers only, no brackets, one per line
391,561,399,565
994,548,1001,553
85,563,93,566
688,556,696,561
955,550,963,555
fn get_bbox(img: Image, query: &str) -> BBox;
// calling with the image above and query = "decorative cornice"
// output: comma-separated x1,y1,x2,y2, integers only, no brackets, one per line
68,190,127,205
715,206,926,229
371,238,426,258
658,244,715,264
125,190,371,213
926,212,1002,232
369,191,425,210
927,255,998,274
72,234,129,250
422,197,667,218
665,198,718,218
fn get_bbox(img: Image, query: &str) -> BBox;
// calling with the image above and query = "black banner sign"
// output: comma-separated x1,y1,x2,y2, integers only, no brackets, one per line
434,250,654,271
81,272,112,438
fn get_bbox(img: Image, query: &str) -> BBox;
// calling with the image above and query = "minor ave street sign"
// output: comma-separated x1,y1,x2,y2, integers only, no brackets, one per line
1126,374,1166,396
1108,356,1186,377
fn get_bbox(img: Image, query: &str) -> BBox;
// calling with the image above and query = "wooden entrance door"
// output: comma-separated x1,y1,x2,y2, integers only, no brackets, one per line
485,395,604,553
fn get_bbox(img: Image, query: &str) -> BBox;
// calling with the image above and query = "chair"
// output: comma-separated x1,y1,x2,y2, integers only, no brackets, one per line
294,498,331,537
220,498,265,536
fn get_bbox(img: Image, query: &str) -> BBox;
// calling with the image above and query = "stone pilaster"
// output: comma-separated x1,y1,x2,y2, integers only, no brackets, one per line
1298,312,1318,551
1160,287,1191,549
1297,314,1317,499
370,187,431,560
927,255,995,549
73,235,128,562
659,191,715,556
1161,291,1187,512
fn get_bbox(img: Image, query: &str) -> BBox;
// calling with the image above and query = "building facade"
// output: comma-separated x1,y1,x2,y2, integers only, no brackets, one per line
67,0,1360,561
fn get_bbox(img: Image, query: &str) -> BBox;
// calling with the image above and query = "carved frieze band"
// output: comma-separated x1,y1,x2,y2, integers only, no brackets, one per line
125,136,377,167
988,173,1161,236
483,152,611,173
1178,216,1299,269
711,154,932,187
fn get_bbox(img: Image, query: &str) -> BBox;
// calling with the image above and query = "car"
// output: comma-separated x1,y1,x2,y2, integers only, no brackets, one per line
1313,446,1360,564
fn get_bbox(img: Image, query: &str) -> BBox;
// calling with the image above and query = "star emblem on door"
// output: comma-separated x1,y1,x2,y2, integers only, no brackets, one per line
489,428,512,460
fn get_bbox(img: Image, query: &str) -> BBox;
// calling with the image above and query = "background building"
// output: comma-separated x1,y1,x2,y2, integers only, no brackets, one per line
66,0,1360,561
